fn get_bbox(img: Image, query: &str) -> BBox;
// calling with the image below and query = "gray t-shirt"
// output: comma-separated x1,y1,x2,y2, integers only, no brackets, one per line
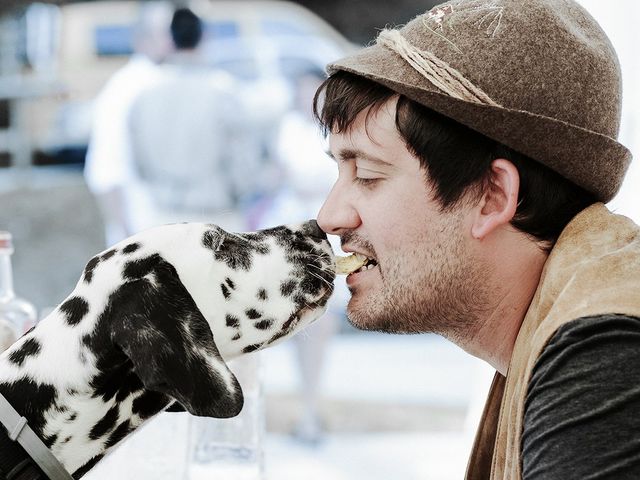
522,314,640,479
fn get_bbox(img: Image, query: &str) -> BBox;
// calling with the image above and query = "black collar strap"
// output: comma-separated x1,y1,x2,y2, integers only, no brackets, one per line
0,393,73,480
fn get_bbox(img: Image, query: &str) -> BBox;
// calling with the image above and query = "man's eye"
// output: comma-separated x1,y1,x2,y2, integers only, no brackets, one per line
354,177,379,187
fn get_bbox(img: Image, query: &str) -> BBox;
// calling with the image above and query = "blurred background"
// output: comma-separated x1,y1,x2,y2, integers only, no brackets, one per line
0,0,638,479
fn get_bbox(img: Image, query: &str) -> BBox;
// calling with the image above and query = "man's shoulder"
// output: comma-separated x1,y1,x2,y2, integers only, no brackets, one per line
543,313,640,350
531,313,640,383
522,313,640,479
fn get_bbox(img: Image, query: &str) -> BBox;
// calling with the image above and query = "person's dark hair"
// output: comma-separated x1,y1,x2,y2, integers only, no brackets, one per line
313,71,598,251
170,8,202,50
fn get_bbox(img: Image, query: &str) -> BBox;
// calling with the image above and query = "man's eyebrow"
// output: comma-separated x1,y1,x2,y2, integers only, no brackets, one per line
326,148,393,167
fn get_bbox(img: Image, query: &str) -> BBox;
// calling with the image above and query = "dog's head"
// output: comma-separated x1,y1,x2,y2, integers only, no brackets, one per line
191,220,336,357
101,220,335,420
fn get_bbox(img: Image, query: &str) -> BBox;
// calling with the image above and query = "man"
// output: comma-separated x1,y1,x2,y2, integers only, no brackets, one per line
127,7,261,233
315,0,640,478
84,2,172,245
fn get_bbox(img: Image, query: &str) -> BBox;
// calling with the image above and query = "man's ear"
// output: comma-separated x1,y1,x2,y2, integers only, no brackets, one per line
471,159,520,240
110,255,243,419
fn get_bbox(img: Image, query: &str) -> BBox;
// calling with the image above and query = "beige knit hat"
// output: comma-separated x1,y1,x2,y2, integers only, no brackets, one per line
328,0,632,202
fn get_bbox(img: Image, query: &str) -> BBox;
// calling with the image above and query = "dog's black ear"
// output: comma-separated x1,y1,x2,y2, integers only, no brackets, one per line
166,401,187,412
110,254,243,418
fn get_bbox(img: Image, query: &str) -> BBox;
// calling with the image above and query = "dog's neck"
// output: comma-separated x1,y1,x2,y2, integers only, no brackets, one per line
0,312,172,477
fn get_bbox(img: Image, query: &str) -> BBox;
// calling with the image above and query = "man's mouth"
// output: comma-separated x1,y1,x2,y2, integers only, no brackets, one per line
336,253,379,275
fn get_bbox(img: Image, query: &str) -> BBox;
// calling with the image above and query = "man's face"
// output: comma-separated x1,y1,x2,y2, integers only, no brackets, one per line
318,98,489,338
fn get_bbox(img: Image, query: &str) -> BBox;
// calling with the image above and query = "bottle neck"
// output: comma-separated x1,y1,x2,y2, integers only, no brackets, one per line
0,251,15,299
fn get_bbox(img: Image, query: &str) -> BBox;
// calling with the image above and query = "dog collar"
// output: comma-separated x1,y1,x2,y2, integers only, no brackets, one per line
0,393,73,480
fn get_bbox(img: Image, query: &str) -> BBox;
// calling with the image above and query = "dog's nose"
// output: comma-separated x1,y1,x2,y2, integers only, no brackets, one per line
303,220,328,240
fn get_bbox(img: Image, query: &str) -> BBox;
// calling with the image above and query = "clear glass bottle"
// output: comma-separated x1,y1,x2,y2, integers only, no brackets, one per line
0,231,37,352
187,353,266,480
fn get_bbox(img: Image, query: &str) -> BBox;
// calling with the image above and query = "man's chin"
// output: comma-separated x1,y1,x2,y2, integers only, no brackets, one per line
346,302,398,333
346,297,428,334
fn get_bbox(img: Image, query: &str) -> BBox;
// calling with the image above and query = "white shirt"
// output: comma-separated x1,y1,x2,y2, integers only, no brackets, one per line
84,55,165,195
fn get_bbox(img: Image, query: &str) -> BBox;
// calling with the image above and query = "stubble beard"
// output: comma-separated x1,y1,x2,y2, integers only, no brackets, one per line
346,223,491,342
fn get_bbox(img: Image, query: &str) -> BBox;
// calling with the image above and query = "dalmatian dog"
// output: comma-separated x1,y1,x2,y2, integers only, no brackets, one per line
0,220,335,478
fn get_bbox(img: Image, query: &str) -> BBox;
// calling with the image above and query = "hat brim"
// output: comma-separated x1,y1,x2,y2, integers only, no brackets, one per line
329,44,632,202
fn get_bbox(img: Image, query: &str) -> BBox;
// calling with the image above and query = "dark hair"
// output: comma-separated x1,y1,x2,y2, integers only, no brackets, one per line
170,8,202,50
313,71,597,251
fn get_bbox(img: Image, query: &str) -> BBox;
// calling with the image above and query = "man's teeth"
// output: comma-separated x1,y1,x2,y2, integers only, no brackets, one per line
355,263,377,273
335,253,378,275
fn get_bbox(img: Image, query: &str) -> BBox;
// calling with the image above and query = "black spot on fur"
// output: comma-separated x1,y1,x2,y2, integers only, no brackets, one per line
300,275,323,296
241,233,271,256
257,289,268,301
221,283,231,299
122,242,140,254
208,233,271,271
254,319,274,330
74,454,104,478
122,253,161,280
245,309,262,320
216,247,252,270
63,436,72,444
105,420,134,449
89,355,142,403
202,229,223,250
44,432,58,448
226,315,240,328
232,332,241,341
100,249,117,261
60,296,89,326
8,338,41,366
225,277,235,290
67,412,77,422
83,256,100,283
132,391,171,420
89,405,119,440
243,344,261,353
0,379,57,438
280,280,296,297
115,370,144,403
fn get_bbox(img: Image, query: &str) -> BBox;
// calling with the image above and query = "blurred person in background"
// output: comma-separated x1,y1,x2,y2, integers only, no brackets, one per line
126,7,262,233
315,0,640,478
257,68,347,444
84,2,173,246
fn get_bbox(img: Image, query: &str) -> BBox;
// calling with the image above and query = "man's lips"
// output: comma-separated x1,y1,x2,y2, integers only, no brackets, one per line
341,245,377,262
337,248,379,277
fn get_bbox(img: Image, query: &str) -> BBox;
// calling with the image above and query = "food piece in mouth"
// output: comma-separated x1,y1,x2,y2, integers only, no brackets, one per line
336,253,371,275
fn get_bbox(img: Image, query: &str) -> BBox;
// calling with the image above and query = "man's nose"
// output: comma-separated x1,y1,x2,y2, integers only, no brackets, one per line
317,183,360,236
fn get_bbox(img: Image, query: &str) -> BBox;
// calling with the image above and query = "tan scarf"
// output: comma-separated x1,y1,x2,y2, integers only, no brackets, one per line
466,203,640,479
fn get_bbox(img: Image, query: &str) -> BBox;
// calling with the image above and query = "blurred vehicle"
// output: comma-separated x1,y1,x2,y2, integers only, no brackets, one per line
22,0,353,166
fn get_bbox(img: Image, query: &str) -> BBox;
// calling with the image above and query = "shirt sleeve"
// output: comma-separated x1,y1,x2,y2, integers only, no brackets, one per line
522,314,640,480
